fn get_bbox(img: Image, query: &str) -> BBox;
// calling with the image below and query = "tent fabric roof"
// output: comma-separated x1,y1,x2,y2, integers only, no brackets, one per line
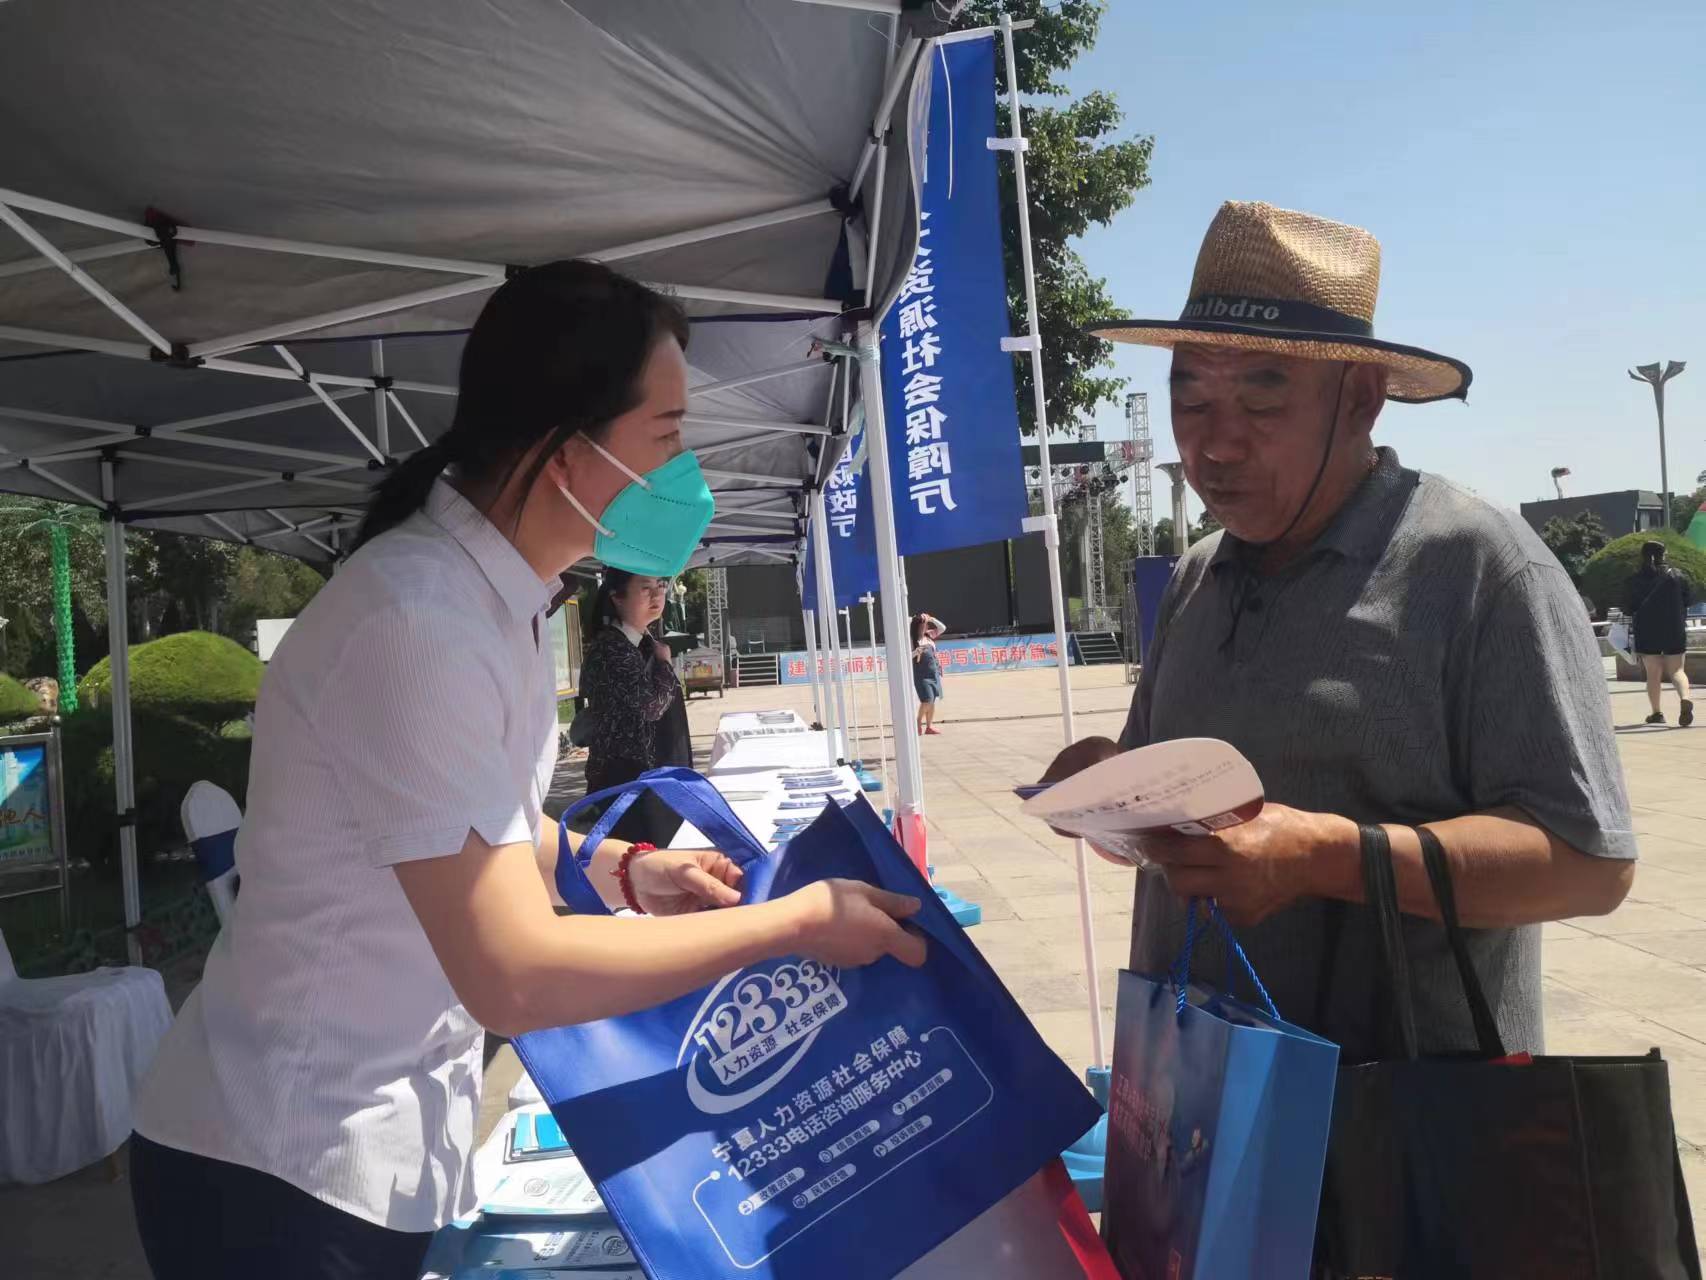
0,0,942,564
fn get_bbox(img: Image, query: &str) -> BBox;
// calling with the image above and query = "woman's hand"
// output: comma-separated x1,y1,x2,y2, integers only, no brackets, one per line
652,639,673,663
628,848,744,915
780,879,927,968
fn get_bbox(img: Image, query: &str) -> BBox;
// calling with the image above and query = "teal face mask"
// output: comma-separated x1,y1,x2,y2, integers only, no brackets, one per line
558,440,715,577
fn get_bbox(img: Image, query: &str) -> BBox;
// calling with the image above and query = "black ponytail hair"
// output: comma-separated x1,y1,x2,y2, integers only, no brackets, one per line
356,260,689,550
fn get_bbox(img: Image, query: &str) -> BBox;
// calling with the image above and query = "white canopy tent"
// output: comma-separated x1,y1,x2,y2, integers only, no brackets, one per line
0,0,960,955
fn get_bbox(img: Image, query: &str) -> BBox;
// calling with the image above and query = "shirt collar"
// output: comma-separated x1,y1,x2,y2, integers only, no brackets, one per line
423,479,554,621
619,622,646,647
1209,446,1417,574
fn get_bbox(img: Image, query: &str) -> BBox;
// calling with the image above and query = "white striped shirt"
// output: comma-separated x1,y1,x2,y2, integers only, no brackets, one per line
135,480,559,1230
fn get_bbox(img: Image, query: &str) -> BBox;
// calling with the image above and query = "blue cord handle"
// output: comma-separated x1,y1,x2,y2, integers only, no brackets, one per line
555,767,769,916
1171,898,1280,1022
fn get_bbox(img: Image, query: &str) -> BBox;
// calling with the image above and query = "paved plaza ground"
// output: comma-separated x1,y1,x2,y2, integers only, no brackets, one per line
8,662,1704,1275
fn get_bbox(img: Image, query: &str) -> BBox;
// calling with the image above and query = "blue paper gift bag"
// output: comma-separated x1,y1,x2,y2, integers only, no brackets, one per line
1101,906,1339,1280
514,768,1102,1280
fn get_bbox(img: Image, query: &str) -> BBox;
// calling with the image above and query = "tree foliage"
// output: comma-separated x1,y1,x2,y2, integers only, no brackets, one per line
0,497,326,680
1670,483,1706,535
80,630,264,727
1539,509,1610,582
221,547,328,649
952,0,1153,435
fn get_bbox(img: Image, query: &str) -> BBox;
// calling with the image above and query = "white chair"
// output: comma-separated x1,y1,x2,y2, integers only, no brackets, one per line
0,926,173,1184
180,781,242,927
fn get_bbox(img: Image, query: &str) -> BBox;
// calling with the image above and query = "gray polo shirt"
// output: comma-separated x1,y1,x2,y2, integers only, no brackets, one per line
1121,447,1635,1058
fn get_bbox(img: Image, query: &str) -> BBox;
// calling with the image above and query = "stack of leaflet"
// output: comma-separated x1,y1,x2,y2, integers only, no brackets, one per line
767,769,857,851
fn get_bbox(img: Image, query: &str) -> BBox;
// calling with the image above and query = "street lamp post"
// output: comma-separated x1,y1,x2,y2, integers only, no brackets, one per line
1629,361,1686,529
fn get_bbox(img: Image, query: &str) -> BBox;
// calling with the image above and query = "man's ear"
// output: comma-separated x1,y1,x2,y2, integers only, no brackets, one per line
1344,362,1388,434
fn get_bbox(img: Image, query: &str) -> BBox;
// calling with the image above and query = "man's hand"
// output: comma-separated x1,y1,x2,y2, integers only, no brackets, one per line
1037,735,1121,785
628,848,744,915
1032,737,1127,861
1135,803,1357,927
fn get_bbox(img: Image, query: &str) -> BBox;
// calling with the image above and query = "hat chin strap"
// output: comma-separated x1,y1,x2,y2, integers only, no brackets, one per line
1248,362,1350,552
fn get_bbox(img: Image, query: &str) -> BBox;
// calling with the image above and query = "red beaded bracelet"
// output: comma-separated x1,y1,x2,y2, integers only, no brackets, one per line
612,842,656,915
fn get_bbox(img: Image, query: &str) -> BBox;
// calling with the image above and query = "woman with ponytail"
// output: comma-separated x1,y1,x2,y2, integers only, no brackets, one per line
129,261,926,1280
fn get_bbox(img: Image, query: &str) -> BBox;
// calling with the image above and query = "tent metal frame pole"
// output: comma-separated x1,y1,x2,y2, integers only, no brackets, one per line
0,238,150,282
202,514,251,544
704,505,795,523
385,391,432,448
691,360,823,400
863,593,889,798
593,198,834,263
32,464,105,508
0,324,150,360
705,519,796,537
262,508,337,557
99,459,141,962
840,605,863,764
0,187,840,283
701,468,806,487
371,340,390,457
638,282,841,315
252,514,343,544
270,346,387,463
125,463,367,512
801,606,825,728
0,202,173,354
685,413,830,437
857,327,924,822
0,387,373,470
710,545,790,564
853,51,926,833
808,489,849,768
96,449,367,484
189,278,503,360
998,12,1104,1069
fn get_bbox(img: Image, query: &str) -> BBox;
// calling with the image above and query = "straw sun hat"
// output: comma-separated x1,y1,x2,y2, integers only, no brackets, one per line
1087,201,1471,404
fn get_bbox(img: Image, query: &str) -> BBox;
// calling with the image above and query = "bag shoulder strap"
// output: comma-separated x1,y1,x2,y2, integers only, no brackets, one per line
1416,826,1507,1058
1360,823,1419,1060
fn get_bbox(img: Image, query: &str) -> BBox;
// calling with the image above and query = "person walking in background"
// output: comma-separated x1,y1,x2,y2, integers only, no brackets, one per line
912,613,946,736
581,569,694,844
1626,539,1694,727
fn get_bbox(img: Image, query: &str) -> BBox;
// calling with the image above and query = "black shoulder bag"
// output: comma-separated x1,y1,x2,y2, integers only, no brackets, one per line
1313,825,1700,1279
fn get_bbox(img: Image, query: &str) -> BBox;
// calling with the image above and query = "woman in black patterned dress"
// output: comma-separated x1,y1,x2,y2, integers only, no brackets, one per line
580,570,693,843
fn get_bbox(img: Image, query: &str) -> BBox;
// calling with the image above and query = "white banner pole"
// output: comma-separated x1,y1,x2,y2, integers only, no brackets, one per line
864,593,890,798
999,12,1104,1069
801,607,825,726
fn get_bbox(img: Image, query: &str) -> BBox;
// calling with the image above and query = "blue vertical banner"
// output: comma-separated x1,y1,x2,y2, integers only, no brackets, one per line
802,428,877,610
879,34,1027,557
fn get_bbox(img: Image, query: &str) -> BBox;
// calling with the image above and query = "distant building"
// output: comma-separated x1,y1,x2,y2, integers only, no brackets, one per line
1519,490,1666,539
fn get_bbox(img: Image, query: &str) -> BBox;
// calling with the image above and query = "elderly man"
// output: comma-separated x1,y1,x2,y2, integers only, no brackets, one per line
1045,201,1633,1059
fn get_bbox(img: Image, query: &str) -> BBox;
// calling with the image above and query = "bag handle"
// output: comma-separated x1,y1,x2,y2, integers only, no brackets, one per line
1360,823,1420,1061
555,767,768,916
1416,826,1507,1059
1171,898,1281,1023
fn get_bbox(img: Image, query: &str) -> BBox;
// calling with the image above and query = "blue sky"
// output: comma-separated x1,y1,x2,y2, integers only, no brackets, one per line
1064,0,1706,521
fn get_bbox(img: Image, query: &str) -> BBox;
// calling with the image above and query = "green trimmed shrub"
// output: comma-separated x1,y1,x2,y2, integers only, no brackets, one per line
1580,530,1706,618
80,631,262,726
0,673,43,723
58,708,251,868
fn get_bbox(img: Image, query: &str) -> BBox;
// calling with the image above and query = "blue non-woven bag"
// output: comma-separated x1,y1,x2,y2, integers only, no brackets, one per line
514,768,1102,1280
1101,904,1339,1280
